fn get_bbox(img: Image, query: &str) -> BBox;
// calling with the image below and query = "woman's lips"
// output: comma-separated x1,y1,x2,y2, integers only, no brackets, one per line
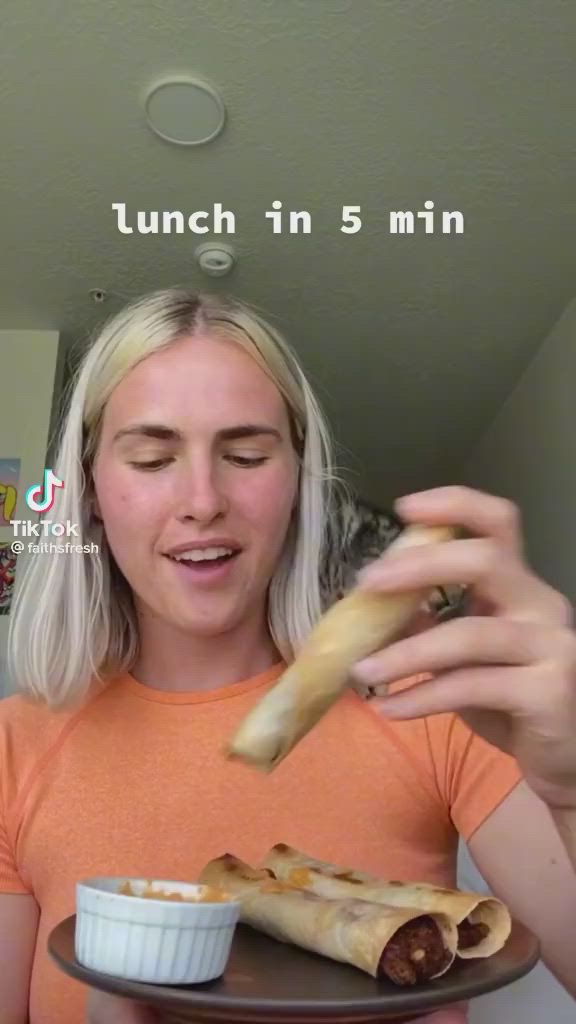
165,550,241,584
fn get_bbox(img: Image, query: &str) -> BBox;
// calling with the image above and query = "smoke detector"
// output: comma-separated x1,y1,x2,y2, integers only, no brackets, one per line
143,77,226,146
194,242,235,277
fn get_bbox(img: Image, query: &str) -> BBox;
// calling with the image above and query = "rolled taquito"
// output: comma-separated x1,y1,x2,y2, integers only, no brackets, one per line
199,853,458,985
227,524,456,770
263,844,511,960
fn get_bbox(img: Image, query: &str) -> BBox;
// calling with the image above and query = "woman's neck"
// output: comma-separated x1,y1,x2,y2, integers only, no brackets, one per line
131,606,282,693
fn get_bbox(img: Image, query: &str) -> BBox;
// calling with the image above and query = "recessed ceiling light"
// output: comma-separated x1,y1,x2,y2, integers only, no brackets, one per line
143,77,226,146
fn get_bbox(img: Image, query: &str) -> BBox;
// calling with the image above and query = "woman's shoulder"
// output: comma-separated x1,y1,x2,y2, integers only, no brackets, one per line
0,690,82,750
0,671,115,728
0,691,94,806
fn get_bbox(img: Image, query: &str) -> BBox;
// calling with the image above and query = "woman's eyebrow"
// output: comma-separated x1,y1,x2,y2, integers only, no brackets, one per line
112,423,282,443
216,425,282,442
113,424,182,443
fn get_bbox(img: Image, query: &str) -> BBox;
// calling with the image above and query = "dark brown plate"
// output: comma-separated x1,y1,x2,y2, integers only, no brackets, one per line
48,916,539,1022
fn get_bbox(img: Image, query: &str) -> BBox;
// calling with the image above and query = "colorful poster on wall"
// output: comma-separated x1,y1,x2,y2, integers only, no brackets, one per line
0,543,18,615
0,458,21,527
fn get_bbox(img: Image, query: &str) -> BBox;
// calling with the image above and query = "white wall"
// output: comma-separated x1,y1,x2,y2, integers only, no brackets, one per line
459,297,576,1020
0,329,63,696
463,296,576,605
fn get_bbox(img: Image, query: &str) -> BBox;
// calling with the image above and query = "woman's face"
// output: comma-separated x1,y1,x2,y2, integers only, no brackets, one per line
92,333,299,636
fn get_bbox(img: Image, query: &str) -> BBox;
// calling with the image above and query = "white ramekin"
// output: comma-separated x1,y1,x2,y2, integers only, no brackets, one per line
76,877,241,984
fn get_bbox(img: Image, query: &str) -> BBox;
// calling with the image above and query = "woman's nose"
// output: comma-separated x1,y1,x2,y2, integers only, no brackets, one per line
174,464,229,523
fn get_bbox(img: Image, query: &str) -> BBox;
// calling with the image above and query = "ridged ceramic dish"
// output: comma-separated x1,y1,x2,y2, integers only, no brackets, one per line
75,877,240,984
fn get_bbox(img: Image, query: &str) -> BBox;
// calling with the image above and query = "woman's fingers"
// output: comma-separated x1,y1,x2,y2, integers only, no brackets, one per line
86,991,159,1023
395,486,524,555
353,617,554,687
393,1008,468,1023
366,662,571,720
358,537,570,626
370,666,526,719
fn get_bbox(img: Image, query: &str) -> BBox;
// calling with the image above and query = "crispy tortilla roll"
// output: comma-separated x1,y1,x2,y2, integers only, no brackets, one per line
227,525,456,770
264,844,511,960
199,854,458,984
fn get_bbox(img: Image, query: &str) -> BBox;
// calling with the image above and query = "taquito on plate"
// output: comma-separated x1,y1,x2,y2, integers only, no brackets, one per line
263,844,511,960
199,854,458,986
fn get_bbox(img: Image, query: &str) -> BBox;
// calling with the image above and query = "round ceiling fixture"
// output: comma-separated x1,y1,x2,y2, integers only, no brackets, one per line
143,77,226,146
195,242,236,277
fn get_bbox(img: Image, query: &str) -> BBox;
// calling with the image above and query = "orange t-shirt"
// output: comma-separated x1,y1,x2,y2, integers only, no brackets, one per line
0,663,522,1024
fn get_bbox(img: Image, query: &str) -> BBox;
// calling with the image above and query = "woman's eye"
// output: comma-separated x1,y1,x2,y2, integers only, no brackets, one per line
128,455,268,470
129,458,173,471
227,455,269,467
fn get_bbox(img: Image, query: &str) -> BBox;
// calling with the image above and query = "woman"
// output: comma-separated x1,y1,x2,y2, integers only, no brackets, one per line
1,289,575,1024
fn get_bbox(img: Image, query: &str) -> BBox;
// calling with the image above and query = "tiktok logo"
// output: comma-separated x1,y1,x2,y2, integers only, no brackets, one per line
25,469,64,513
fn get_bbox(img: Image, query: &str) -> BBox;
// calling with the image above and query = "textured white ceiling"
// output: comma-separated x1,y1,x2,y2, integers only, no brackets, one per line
1,0,574,502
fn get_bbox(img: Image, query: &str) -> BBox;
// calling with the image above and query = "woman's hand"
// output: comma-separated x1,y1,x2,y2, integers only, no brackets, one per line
85,991,464,1024
392,1012,466,1023
288,1009,467,1023
86,989,160,1023
352,486,576,810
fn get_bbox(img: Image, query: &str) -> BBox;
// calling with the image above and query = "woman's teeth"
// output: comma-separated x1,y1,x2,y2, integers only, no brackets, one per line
170,547,235,563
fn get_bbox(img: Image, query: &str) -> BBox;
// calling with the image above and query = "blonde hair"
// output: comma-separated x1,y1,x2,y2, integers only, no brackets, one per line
8,288,348,707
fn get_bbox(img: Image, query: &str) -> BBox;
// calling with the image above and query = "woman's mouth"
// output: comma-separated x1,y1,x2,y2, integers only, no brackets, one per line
164,546,241,581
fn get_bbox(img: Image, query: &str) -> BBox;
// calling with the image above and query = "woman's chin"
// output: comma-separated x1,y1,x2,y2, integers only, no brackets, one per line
157,599,251,637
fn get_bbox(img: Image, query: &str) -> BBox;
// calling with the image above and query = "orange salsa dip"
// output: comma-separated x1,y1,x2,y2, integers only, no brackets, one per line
118,880,230,902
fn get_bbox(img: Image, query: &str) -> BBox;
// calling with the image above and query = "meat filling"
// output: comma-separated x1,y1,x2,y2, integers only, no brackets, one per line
457,919,490,949
378,915,451,986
